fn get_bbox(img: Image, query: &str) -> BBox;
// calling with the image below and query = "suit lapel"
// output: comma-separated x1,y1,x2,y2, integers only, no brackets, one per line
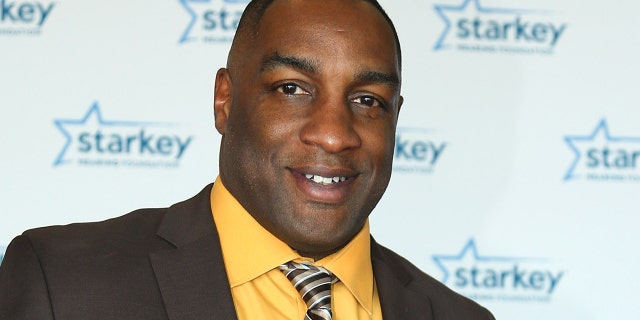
150,184,238,320
371,238,434,320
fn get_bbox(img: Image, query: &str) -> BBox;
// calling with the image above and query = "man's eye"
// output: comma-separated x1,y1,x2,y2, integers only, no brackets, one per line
277,83,308,95
352,96,384,109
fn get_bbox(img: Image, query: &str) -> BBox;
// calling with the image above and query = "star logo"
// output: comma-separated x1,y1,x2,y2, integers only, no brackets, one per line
432,239,563,299
432,238,530,284
564,119,640,181
53,102,164,166
433,0,554,51
178,0,249,44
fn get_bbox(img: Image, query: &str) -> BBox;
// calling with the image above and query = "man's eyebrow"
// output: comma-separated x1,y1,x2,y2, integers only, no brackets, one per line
354,70,400,88
260,52,319,74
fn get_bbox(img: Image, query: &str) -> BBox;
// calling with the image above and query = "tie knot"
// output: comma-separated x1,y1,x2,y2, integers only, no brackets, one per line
279,261,337,320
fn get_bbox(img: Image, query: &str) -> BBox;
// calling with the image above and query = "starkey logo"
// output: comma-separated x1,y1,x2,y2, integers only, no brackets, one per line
432,238,565,302
53,102,194,168
178,0,249,44
433,0,568,55
564,119,640,182
393,127,447,174
0,0,56,36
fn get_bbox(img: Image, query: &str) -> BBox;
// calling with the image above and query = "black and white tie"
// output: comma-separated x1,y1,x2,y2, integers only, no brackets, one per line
279,261,337,320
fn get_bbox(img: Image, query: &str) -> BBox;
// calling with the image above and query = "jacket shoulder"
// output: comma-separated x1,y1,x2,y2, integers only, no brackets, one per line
1,208,174,319
23,207,169,257
1,185,215,319
20,183,214,260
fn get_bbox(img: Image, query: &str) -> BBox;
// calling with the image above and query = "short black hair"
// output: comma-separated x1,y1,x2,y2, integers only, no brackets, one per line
229,0,402,71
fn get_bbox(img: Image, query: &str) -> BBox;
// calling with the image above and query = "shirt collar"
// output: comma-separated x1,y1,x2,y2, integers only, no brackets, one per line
210,177,299,286
210,176,375,314
317,218,374,314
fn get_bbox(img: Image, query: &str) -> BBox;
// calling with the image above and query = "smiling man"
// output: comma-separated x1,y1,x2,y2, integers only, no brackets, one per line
0,0,493,319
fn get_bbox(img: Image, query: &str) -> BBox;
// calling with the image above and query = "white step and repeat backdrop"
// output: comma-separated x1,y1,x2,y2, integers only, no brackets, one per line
1,0,638,318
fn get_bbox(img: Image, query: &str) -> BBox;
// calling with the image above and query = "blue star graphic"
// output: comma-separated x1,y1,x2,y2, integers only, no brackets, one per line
432,238,543,284
53,102,160,166
564,119,640,181
433,0,547,50
178,0,249,44
179,0,208,44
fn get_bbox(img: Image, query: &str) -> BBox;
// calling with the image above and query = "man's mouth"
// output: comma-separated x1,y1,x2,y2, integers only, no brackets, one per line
304,174,348,185
289,167,356,203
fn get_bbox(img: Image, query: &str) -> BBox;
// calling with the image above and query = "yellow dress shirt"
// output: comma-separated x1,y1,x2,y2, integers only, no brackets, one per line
210,177,383,320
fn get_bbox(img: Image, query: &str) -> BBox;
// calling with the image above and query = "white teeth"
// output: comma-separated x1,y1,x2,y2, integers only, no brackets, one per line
305,174,348,185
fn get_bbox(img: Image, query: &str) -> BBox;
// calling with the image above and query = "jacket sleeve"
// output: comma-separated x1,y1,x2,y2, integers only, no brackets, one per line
0,235,55,320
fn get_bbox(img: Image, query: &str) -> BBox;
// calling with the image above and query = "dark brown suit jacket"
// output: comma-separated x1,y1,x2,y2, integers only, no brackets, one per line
0,184,494,319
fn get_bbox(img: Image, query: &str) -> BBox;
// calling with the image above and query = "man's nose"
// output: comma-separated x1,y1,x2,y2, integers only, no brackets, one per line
299,98,362,154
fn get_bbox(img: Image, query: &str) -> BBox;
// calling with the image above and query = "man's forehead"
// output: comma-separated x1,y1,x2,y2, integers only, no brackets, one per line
253,0,398,58
228,0,401,75
258,0,377,25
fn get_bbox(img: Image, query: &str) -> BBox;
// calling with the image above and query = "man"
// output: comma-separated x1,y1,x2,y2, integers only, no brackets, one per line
0,0,494,319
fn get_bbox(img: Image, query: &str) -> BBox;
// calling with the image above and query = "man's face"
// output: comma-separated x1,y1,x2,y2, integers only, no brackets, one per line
214,0,402,258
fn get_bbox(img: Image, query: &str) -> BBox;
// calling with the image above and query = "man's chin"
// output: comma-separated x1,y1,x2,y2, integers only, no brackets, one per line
284,231,354,260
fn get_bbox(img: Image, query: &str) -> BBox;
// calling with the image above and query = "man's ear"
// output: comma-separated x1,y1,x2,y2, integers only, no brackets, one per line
213,68,233,135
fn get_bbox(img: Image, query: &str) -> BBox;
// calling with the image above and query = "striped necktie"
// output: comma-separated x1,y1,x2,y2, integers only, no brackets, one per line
279,261,337,320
